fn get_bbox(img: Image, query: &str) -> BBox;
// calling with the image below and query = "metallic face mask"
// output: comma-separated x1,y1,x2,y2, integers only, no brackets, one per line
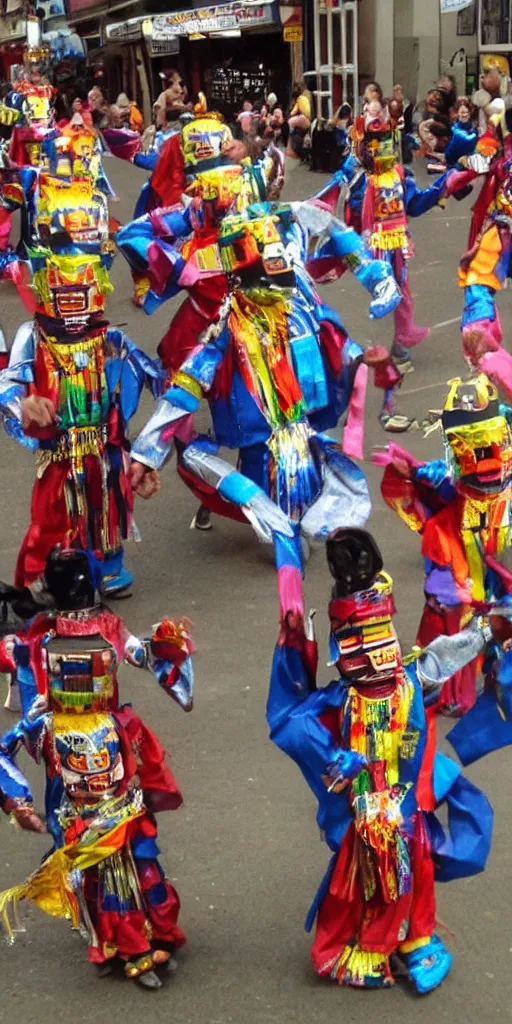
329,571,401,685
442,375,512,495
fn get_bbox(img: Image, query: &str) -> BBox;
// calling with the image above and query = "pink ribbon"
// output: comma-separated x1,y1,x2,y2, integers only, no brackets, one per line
342,362,368,460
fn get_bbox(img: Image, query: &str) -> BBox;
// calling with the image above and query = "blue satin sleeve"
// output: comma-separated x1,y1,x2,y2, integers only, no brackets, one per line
0,752,33,808
444,123,477,167
404,168,448,217
134,151,158,172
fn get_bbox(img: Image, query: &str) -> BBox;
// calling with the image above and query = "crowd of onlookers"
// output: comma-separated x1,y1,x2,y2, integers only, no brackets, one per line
4,56,508,181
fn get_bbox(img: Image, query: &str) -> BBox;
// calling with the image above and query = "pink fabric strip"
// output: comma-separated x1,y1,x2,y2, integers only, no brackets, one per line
8,261,37,314
480,348,512,402
371,441,422,469
147,240,174,294
277,565,304,621
342,362,368,460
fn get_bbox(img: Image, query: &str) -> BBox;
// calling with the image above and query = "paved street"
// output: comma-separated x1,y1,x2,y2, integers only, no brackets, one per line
0,154,511,1022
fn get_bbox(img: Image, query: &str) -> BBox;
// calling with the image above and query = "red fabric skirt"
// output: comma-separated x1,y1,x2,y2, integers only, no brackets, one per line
311,815,436,971
15,449,133,587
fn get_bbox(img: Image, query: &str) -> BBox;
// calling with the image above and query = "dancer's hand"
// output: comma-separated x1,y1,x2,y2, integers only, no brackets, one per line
11,801,47,833
21,395,56,431
462,325,498,366
130,461,160,498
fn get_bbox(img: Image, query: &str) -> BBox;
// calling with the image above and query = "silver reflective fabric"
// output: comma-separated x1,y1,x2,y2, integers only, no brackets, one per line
418,618,491,687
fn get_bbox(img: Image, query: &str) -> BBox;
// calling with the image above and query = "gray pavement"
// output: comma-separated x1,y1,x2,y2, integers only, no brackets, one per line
0,155,511,1022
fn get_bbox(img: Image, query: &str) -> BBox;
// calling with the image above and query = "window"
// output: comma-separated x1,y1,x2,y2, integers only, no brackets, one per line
480,0,512,49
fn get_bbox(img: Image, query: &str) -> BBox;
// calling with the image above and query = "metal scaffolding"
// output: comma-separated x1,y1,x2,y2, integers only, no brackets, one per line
304,0,359,121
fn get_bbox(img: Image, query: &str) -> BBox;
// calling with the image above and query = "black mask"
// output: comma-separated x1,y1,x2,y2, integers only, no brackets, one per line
44,548,96,611
326,528,384,598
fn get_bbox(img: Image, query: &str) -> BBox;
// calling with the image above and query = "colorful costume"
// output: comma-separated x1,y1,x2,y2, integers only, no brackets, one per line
119,177,401,550
0,549,194,989
375,375,512,713
0,116,160,595
443,126,512,376
267,528,493,992
0,72,54,277
343,104,452,370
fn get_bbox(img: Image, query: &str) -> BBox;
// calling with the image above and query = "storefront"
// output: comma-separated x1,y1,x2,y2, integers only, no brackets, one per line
0,13,31,82
141,2,292,116
478,0,512,76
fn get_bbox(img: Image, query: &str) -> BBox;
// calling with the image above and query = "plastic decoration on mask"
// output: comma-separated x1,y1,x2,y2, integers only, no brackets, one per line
181,112,233,178
326,528,400,685
33,173,111,253
217,205,295,288
32,253,113,330
50,115,102,180
351,102,397,174
441,375,512,497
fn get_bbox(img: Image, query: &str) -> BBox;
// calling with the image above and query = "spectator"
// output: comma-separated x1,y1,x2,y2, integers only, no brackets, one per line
287,80,312,159
88,85,109,129
154,69,188,128
362,81,384,109
288,80,312,132
392,83,413,134
113,92,144,133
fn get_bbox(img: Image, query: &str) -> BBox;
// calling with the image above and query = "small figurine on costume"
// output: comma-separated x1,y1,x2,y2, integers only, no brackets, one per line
267,527,493,993
342,101,454,377
0,548,194,990
375,374,512,714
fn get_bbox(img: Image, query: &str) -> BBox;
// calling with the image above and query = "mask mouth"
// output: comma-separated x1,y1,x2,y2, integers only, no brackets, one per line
52,285,90,317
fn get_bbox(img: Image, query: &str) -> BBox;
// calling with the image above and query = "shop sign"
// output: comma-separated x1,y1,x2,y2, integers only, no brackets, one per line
142,19,180,55
440,0,473,11
105,17,144,42
150,2,277,38
283,24,303,41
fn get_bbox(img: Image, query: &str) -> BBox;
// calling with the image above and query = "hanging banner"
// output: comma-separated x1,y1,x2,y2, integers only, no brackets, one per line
440,0,473,13
150,3,278,38
105,17,144,42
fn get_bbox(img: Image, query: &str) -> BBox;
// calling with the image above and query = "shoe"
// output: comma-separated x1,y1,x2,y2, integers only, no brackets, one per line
100,551,134,597
401,936,453,994
192,504,212,531
135,970,162,990
96,961,115,978
379,412,416,433
101,565,134,597
393,356,414,375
